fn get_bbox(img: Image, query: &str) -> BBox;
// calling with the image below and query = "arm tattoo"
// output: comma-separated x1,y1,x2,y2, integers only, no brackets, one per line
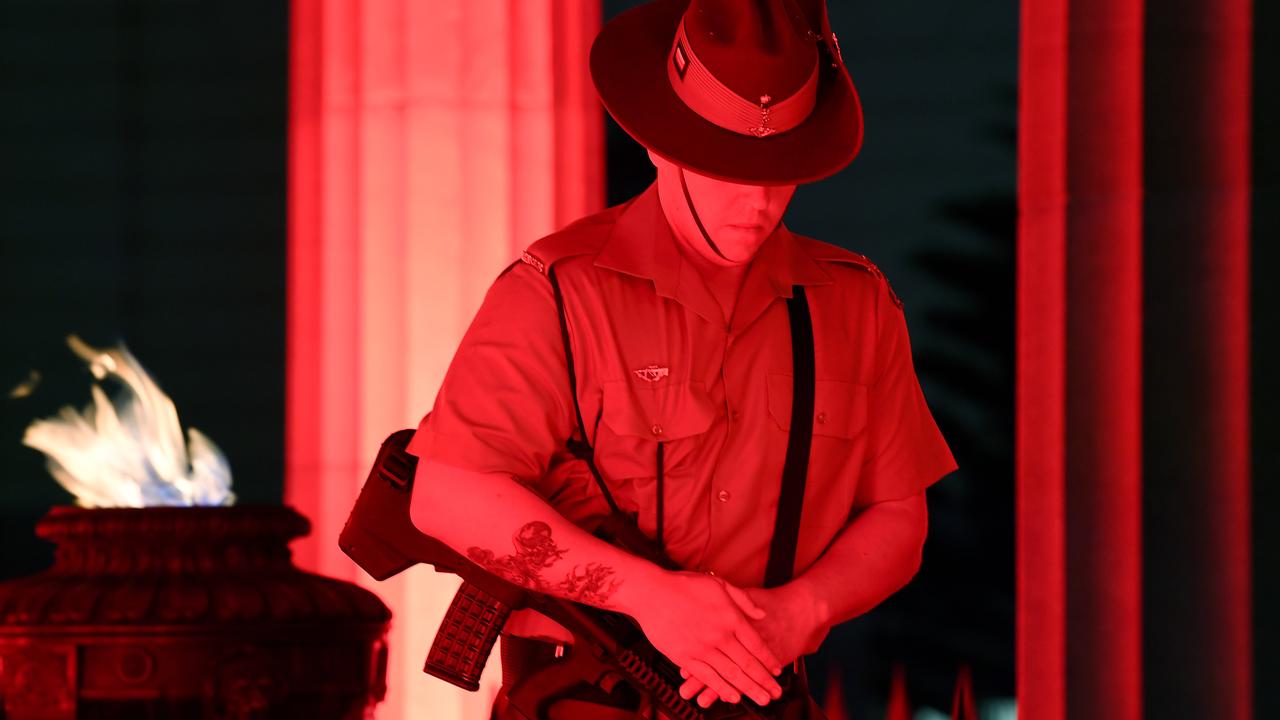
466,520,623,606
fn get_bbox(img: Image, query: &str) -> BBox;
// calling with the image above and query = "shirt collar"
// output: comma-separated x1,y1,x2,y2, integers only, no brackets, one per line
594,181,681,297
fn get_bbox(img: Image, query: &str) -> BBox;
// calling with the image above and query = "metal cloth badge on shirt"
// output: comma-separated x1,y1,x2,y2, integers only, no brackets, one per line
632,365,670,383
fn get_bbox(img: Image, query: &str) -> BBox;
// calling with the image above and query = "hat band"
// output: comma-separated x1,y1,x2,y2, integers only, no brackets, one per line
667,19,819,139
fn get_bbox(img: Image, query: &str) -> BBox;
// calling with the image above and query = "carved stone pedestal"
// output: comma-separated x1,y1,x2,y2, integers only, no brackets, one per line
0,505,390,719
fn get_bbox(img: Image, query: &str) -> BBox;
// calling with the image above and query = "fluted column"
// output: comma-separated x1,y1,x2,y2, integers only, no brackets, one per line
1018,0,1144,716
1142,0,1252,715
286,2,603,718
1019,0,1252,716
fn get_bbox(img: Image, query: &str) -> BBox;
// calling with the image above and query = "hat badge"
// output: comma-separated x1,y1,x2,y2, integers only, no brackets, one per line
748,94,776,138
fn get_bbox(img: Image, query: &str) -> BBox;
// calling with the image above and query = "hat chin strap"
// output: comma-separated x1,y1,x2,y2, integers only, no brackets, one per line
678,167,730,261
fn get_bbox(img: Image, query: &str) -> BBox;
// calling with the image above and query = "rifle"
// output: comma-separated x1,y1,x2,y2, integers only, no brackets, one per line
339,429,822,720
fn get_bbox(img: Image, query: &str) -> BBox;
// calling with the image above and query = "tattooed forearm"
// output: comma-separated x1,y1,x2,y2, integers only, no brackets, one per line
557,561,623,605
466,520,624,606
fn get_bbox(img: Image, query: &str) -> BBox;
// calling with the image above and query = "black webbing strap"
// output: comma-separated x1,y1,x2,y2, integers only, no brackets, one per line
655,442,665,546
678,167,729,261
544,265,816,582
764,285,816,588
547,265,622,515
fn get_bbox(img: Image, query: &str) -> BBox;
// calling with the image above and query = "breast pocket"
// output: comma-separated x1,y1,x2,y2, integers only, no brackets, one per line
595,378,718,481
766,373,868,440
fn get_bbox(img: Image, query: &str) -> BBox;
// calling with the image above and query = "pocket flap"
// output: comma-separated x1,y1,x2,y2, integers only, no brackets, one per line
601,379,717,441
767,374,868,439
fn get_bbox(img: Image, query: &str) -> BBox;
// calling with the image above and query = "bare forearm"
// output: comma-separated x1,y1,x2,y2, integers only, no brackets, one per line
790,491,928,628
409,458,665,618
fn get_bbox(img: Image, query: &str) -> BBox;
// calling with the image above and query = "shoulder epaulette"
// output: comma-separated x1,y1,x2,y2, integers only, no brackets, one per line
794,234,903,309
515,209,617,276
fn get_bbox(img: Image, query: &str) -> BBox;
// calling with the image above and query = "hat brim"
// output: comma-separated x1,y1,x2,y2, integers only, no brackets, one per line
590,0,864,186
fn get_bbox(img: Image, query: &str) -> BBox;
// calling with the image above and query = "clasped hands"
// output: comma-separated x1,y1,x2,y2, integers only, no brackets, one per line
632,570,830,710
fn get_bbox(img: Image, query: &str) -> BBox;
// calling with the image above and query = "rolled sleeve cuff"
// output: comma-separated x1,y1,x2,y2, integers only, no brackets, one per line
405,414,531,481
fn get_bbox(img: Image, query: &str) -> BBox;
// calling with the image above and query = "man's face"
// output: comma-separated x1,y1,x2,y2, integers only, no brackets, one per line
650,150,797,267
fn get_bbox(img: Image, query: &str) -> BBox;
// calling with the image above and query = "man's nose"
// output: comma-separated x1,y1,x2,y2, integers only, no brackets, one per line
740,188,771,212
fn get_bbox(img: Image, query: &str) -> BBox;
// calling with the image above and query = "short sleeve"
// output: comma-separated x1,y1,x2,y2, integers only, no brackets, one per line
853,281,959,507
404,261,575,485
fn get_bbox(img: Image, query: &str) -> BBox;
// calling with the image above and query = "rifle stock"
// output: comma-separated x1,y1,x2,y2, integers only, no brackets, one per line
339,430,819,720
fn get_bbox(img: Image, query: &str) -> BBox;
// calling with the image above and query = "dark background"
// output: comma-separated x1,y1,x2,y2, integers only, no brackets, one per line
1,3,289,568
1252,0,1278,717
1,0,1274,717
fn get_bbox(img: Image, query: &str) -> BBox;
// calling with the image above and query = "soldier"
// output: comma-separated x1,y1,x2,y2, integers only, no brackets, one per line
406,0,958,716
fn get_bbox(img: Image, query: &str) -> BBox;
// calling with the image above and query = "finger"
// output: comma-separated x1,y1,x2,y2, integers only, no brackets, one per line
685,659,739,705
722,583,767,620
734,621,786,677
705,646,771,706
697,686,720,708
718,639,782,704
679,677,706,700
686,660,735,705
732,622,788,696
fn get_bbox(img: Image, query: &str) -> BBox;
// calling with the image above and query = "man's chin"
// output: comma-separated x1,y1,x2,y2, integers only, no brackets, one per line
710,245,756,266
731,242,770,263
714,230,765,252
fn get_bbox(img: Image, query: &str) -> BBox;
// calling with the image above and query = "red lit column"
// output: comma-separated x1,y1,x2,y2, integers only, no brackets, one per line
1141,0,1252,716
1017,0,1144,717
1020,0,1253,715
286,1,602,718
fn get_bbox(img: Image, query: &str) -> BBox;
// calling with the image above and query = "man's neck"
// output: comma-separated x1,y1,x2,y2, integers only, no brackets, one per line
654,181,754,323
677,234,746,281
668,222,752,324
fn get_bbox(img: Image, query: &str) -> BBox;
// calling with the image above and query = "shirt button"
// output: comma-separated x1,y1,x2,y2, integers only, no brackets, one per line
651,424,663,436
730,409,741,421
816,411,828,425
717,490,731,502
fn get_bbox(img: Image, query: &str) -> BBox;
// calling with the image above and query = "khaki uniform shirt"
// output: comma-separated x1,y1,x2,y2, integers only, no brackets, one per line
407,181,958,636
